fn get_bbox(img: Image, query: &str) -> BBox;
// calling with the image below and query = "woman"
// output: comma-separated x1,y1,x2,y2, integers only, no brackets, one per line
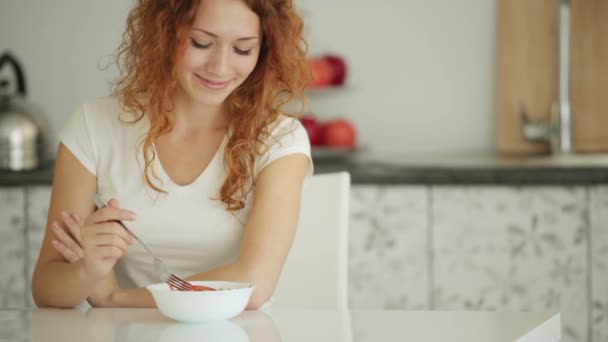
31,0,312,309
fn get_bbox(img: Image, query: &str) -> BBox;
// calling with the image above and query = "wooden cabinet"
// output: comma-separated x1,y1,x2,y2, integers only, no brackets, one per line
497,0,558,154
570,1,608,152
497,0,608,154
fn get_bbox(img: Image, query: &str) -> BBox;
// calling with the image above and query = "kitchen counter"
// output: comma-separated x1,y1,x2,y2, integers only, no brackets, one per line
3,152,608,186
0,160,56,187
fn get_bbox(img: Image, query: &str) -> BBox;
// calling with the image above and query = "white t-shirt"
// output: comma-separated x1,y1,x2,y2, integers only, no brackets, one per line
59,96,312,289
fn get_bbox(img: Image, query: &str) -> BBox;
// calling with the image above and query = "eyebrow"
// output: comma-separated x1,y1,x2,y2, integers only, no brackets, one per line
193,28,259,41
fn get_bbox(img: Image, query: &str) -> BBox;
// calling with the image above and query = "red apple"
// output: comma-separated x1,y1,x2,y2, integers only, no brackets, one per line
323,118,357,148
309,58,333,88
300,114,325,146
324,55,347,86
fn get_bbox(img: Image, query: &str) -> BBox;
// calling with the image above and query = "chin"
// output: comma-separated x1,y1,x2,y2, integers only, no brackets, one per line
196,93,230,106
183,86,229,106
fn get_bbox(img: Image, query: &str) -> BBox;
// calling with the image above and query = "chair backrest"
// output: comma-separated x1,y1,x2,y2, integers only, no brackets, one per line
271,171,351,310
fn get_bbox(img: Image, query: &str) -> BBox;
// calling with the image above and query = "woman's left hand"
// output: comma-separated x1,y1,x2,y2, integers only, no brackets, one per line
51,212,121,307
50,212,85,263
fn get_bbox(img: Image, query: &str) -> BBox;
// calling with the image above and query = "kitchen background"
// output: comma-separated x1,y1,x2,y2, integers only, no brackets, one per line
0,0,496,157
1,1,608,342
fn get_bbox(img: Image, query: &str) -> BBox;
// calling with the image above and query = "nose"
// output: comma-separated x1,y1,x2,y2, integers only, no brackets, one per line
205,47,229,76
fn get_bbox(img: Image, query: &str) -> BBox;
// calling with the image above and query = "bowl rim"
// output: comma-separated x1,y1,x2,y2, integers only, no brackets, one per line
146,280,255,292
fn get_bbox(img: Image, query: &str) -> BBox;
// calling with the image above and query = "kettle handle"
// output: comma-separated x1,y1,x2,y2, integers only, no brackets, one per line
0,52,27,96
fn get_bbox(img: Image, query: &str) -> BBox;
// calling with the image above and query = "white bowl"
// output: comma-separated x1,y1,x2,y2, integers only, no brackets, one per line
146,281,255,323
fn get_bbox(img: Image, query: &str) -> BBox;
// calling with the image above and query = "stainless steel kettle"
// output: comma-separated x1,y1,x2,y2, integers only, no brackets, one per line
0,52,46,171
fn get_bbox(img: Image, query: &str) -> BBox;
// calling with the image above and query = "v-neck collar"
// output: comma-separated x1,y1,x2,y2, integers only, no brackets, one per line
151,133,228,192
134,113,231,193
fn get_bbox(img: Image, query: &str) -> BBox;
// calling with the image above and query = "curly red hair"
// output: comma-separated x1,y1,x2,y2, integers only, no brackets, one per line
113,0,311,211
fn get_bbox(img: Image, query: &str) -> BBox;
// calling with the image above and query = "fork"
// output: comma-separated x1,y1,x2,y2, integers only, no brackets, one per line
93,194,194,291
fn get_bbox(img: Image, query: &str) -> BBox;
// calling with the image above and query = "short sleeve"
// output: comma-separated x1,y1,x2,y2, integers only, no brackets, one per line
254,116,313,179
58,101,98,176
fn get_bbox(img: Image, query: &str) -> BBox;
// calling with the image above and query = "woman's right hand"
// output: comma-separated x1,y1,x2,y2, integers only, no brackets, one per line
53,198,136,282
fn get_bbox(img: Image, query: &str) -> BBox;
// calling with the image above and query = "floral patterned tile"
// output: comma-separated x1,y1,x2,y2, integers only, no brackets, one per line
349,185,429,310
431,186,588,342
26,187,52,307
0,188,26,308
590,186,608,342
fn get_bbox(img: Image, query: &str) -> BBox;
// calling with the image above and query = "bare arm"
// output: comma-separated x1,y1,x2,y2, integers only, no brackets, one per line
31,143,99,307
32,144,134,308
103,153,310,309
229,153,310,308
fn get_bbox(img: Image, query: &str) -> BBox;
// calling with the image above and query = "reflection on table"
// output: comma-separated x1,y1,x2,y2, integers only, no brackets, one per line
0,307,560,342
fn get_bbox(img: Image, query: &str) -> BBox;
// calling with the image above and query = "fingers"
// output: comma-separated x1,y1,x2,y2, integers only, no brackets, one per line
59,211,83,246
51,239,82,263
90,233,131,256
78,221,132,263
51,222,85,259
54,198,137,278
107,198,120,209
87,206,136,226
96,246,124,259
83,221,134,246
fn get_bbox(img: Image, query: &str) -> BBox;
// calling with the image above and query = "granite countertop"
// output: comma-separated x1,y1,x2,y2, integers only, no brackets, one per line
315,151,608,185
3,152,608,186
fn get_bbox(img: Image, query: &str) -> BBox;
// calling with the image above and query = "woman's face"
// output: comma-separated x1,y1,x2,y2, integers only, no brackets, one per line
177,0,261,108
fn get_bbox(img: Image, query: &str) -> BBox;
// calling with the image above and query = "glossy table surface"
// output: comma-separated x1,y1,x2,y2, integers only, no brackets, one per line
0,308,561,342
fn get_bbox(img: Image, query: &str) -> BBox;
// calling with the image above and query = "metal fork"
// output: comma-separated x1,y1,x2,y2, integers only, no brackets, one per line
93,194,194,291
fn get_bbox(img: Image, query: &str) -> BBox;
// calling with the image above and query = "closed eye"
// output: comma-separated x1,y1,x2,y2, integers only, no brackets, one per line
191,38,211,49
191,38,252,56
234,47,252,56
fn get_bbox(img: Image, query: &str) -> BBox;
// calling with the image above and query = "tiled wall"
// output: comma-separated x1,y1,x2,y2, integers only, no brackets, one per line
0,189,26,308
25,187,52,307
590,187,608,342
349,186,429,309
347,185,605,342
430,187,588,341
2,185,607,342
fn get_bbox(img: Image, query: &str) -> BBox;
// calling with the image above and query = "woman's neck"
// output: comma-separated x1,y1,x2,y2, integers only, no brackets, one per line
170,91,229,134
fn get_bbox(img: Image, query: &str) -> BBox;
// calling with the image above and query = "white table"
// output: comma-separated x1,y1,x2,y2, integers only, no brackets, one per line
0,308,561,342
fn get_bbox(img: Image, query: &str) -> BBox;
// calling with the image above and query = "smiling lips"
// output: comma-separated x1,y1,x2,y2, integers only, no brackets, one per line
195,73,231,90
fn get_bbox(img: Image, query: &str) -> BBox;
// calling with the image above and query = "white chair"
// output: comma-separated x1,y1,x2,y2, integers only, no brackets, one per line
271,171,351,310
